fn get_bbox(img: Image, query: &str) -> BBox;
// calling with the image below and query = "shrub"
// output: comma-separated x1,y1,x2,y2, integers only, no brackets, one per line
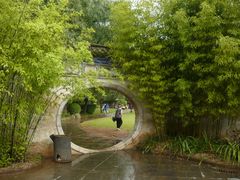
137,136,160,154
67,103,81,115
0,146,12,168
86,104,97,114
166,135,216,155
0,144,25,168
216,141,240,163
168,136,198,155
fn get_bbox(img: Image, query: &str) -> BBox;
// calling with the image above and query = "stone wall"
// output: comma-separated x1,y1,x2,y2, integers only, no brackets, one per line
32,79,155,157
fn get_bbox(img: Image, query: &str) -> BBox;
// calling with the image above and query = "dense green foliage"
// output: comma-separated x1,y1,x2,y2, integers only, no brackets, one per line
217,141,240,163
71,88,128,114
167,135,214,155
110,0,240,135
101,88,128,106
1,0,239,167
0,0,92,167
140,135,240,164
167,136,240,163
67,103,81,115
67,0,111,45
86,103,97,114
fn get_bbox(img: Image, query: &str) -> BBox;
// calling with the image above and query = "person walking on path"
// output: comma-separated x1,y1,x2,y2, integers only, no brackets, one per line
102,103,109,114
115,105,123,130
105,103,109,113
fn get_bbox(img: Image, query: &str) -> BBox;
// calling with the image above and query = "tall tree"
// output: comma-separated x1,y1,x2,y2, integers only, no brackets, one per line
67,0,111,45
0,0,92,166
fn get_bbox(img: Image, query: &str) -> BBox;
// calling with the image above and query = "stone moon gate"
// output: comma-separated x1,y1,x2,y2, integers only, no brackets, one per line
32,78,155,156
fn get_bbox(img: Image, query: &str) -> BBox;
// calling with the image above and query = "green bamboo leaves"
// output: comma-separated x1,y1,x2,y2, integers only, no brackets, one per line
0,0,92,166
110,0,240,136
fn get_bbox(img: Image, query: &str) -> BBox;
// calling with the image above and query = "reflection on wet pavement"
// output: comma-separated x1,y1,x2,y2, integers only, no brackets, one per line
0,151,239,180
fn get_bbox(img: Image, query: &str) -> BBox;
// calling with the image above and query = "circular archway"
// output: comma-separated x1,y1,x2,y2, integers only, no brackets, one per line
55,79,152,153
32,79,154,156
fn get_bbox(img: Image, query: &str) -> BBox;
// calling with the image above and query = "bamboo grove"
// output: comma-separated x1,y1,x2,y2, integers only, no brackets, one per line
110,0,240,136
0,0,92,166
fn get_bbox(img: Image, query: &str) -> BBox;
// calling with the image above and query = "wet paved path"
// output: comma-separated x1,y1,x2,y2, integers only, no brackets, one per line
62,119,126,149
1,151,239,180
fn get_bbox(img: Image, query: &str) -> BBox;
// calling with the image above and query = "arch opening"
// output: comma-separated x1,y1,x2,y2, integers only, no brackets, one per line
61,87,136,150
55,80,146,153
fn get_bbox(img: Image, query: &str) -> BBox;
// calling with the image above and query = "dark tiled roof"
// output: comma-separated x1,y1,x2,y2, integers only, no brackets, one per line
90,44,111,65
93,57,111,65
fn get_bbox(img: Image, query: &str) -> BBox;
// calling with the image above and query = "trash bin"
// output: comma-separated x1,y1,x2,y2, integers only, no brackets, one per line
50,134,72,163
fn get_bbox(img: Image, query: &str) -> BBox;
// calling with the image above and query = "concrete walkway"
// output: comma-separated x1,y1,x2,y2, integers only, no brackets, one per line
1,151,239,180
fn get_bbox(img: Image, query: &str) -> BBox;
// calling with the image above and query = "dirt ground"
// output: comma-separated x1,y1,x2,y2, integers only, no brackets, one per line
80,126,130,140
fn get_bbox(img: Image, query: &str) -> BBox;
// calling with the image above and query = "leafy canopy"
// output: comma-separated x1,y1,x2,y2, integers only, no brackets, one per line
0,0,92,166
110,0,240,135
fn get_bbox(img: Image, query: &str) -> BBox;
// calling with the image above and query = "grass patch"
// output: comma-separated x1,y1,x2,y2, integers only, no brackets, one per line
81,112,135,132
